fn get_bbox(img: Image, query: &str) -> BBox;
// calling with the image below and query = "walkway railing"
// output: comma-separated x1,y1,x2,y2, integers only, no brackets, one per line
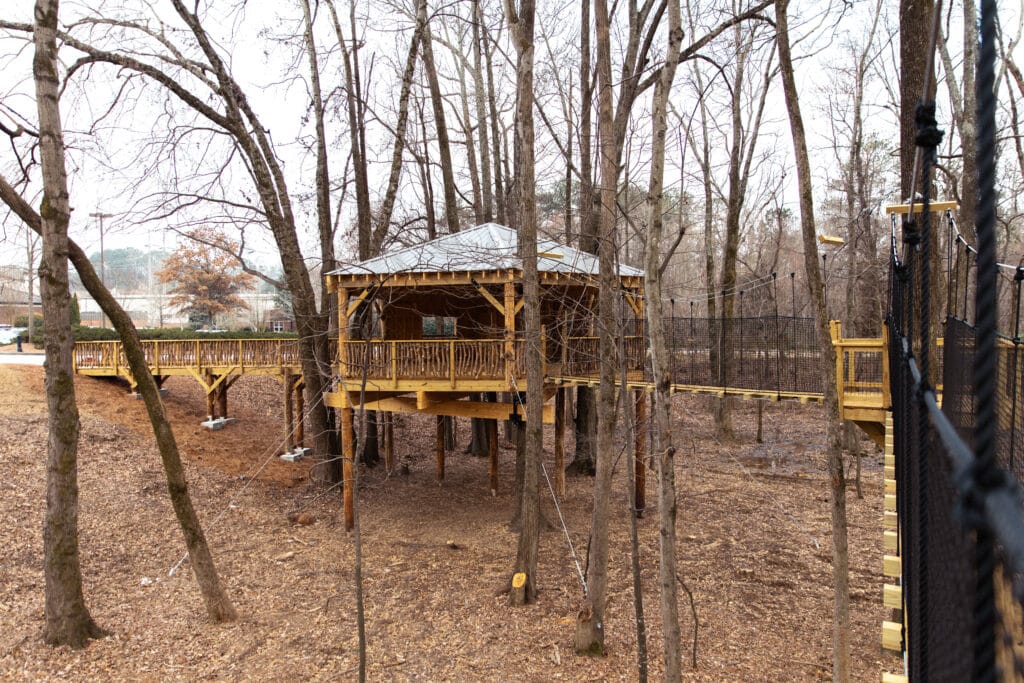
73,338,305,375
72,325,884,409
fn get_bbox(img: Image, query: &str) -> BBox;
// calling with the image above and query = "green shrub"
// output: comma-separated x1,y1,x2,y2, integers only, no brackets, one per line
14,313,43,329
52,325,299,344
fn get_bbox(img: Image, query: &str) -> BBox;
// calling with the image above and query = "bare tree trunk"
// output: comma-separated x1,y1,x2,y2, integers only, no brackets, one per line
371,26,422,253
570,0,598,475
776,2,849,679
482,20,506,226
33,0,106,647
329,2,383,465
504,0,542,605
1,181,239,625
575,0,617,653
418,0,461,235
900,0,936,199
643,0,684,676
472,0,494,223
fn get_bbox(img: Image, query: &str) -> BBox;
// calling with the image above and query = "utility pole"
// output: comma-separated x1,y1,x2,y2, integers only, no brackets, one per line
89,211,113,328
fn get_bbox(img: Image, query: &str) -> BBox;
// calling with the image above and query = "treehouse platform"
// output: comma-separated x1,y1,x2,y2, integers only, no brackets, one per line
71,224,890,531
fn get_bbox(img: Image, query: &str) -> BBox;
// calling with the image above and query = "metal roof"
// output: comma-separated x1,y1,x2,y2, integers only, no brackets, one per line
328,223,643,278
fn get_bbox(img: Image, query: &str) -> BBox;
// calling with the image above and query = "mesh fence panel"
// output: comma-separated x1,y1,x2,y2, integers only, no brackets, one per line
663,316,823,394
890,228,1024,680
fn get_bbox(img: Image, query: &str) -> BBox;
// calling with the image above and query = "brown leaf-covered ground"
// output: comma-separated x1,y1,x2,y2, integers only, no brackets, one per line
0,356,900,680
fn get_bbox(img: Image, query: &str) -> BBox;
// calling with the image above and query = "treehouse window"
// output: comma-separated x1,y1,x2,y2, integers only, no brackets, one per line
422,316,457,339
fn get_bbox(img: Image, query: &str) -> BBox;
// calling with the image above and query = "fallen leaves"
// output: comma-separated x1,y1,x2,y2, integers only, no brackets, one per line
0,366,897,680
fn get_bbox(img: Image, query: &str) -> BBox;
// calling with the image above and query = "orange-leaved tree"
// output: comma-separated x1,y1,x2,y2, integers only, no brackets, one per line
157,228,256,328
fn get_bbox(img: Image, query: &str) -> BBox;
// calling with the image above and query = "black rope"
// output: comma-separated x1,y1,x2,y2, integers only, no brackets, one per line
970,1,1001,676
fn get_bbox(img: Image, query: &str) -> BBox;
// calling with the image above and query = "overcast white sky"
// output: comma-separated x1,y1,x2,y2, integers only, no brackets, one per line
0,0,1017,280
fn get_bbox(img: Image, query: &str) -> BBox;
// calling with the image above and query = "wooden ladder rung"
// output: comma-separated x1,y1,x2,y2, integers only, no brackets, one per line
884,583,902,609
884,511,898,530
882,621,903,651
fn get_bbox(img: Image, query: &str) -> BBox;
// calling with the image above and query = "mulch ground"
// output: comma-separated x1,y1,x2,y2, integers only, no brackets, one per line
0,364,900,680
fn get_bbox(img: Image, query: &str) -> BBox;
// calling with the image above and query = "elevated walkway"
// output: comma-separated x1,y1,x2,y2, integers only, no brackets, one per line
72,321,889,438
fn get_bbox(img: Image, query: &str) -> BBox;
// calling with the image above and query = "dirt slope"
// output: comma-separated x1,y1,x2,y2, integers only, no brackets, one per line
0,365,898,680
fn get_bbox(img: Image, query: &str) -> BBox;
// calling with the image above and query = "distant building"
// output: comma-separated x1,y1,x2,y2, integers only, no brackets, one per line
72,290,286,331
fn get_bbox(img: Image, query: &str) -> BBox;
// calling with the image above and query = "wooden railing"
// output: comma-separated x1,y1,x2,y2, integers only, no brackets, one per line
562,336,647,377
73,338,305,375
339,339,523,386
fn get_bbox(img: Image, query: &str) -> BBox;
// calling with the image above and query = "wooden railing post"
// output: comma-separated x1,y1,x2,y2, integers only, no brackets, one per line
391,341,398,388
504,280,515,389
449,340,456,388
830,321,845,410
882,325,891,409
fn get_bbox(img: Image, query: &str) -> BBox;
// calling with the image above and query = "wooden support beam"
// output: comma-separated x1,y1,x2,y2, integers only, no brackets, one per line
885,199,958,214
883,554,901,578
364,396,554,423
634,390,646,516
884,494,896,511
472,281,505,316
204,370,216,418
216,380,228,420
384,412,395,473
882,674,908,683
885,478,896,495
884,530,899,552
342,407,354,532
295,380,305,449
504,281,515,388
554,388,565,497
345,286,374,318
436,415,445,482
488,418,498,494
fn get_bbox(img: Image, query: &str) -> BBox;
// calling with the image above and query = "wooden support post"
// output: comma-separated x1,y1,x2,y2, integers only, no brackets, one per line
554,388,565,497
384,411,395,473
283,372,295,451
295,380,305,449
488,418,498,494
634,389,646,515
341,407,355,532
204,371,216,418
504,280,516,388
217,380,228,419
436,415,445,481
338,287,349,376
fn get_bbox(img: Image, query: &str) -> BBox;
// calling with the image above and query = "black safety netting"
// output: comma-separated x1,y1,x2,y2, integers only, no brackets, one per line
662,316,824,394
884,22,1024,671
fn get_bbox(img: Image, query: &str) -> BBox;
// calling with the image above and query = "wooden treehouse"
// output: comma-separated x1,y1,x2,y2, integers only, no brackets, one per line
323,223,646,529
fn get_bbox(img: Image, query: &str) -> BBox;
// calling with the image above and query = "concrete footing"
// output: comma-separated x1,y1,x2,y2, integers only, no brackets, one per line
200,416,238,431
280,447,312,462
133,389,169,399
